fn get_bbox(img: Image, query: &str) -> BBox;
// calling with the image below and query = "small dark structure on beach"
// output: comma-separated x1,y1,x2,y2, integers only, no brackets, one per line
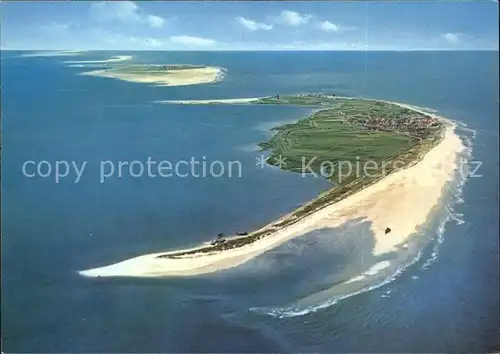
211,233,226,245
211,239,226,245
236,232,248,236
385,227,392,234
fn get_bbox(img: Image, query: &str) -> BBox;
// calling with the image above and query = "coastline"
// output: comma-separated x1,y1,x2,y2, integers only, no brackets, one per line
79,101,466,278
157,96,442,114
80,66,225,86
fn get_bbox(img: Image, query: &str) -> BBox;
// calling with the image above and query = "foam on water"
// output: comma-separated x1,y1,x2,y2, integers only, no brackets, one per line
250,242,431,318
250,261,415,318
216,67,228,83
421,122,474,270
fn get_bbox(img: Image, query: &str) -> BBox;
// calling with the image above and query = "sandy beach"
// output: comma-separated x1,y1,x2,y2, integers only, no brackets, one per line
81,66,224,87
79,103,466,278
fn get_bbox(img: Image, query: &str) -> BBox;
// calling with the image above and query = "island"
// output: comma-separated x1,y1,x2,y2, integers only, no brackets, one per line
80,95,465,278
81,63,225,86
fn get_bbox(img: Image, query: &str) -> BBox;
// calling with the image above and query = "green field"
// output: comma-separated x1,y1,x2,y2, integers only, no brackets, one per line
256,95,443,216
259,109,413,182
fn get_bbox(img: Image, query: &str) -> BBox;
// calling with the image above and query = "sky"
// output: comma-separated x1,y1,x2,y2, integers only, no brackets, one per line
1,1,498,51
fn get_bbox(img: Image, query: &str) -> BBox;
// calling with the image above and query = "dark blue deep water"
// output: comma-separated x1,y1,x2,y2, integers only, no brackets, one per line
2,51,499,352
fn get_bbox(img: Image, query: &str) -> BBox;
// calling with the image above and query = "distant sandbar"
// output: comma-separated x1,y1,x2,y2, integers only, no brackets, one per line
81,65,225,87
64,55,132,65
20,50,84,58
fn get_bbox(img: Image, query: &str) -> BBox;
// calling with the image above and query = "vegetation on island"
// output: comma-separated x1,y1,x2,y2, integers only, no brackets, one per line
257,95,441,181
158,94,445,259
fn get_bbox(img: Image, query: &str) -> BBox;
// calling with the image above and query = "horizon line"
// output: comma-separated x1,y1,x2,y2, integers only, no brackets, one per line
2,48,498,52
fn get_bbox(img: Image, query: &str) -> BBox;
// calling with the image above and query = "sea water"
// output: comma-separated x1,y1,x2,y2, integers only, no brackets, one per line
2,50,498,352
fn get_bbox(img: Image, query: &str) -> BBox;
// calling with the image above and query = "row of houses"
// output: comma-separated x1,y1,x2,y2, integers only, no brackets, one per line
344,113,440,137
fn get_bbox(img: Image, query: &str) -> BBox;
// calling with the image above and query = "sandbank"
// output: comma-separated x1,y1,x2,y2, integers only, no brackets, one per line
345,261,392,284
79,102,465,278
20,50,84,58
81,66,224,87
64,55,132,64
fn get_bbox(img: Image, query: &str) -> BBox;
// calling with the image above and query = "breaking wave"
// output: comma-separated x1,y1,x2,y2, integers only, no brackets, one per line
249,257,421,318
216,67,228,83
420,121,473,270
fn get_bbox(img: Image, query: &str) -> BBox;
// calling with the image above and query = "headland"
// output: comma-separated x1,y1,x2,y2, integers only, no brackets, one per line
80,95,466,277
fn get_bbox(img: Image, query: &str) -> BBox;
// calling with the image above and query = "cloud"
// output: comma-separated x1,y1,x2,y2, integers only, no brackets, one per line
89,1,165,28
130,36,166,48
318,20,339,32
442,32,461,43
169,35,217,47
256,40,365,51
89,1,140,23
236,16,272,31
147,15,165,29
81,30,218,49
316,20,357,33
40,22,72,33
130,35,219,49
278,10,311,26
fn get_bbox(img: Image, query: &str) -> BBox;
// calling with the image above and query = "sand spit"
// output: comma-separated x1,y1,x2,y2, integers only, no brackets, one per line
79,103,466,278
81,66,224,87
155,97,441,112
64,55,132,64
20,50,84,58
157,97,264,105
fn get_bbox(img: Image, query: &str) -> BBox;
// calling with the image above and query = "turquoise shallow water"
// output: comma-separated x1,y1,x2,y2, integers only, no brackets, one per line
2,51,498,352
